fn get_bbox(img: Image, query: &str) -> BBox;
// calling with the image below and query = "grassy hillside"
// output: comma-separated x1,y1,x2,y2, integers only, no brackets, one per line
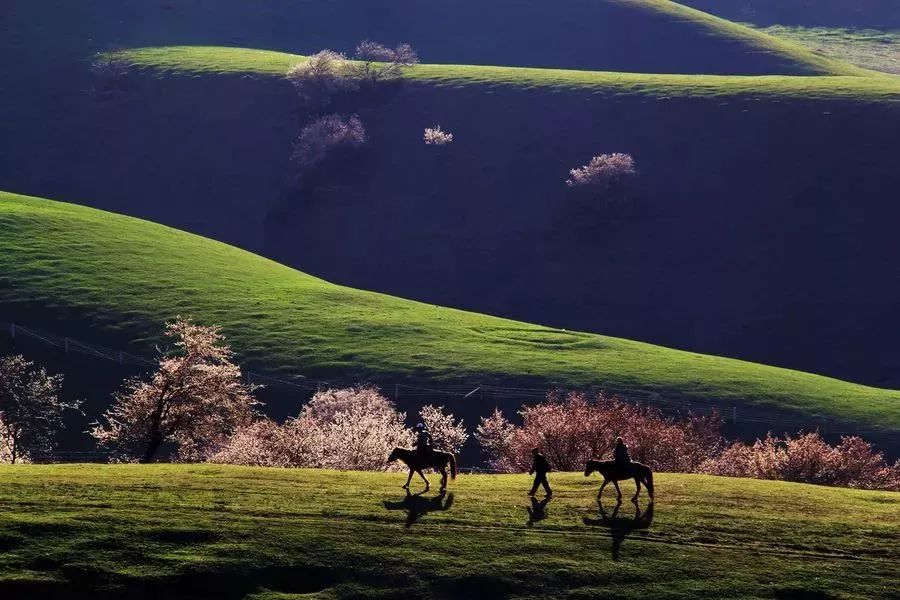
0,465,897,599
680,0,900,28
116,46,894,99
2,191,900,432
754,27,900,75
1,0,863,75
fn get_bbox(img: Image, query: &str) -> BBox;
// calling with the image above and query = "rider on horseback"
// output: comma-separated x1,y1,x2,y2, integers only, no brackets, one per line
413,423,433,456
613,436,631,473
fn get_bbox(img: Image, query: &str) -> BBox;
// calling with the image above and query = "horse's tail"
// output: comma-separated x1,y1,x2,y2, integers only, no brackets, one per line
644,465,654,499
449,453,457,480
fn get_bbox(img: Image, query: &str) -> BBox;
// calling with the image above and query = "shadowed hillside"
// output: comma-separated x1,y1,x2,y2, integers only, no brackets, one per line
681,0,900,28
0,0,862,75
3,191,900,437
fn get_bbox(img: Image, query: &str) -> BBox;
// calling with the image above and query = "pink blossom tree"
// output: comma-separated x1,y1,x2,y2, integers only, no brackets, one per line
287,50,358,108
352,41,419,84
291,113,366,173
90,318,259,462
566,153,637,189
418,404,468,454
0,355,75,464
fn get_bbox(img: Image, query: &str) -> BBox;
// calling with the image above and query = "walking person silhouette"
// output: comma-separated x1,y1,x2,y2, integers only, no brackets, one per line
528,447,552,497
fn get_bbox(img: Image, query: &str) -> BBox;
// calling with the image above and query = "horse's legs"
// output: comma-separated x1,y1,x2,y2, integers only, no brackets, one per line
612,479,622,502
418,470,430,490
439,466,448,491
403,468,413,489
632,477,641,503
598,478,609,499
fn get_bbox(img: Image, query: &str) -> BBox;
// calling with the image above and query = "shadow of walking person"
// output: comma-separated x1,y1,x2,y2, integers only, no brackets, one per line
383,489,454,528
526,495,552,527
583,499,654,560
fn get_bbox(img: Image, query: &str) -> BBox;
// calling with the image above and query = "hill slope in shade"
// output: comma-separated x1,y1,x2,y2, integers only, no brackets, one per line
1,0,862,75
2,191,900,432
10,45,899,390
0,465,897,599
680,0,900,28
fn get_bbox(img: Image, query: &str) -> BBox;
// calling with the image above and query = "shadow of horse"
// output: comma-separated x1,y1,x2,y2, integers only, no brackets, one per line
583,499,654,560
383,489,454,528
526,495,552,527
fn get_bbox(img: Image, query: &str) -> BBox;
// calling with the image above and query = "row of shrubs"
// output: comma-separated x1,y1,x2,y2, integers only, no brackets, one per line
2,318,897,490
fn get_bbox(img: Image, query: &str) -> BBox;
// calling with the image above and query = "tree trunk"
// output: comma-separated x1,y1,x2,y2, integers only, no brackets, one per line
140,434,163,463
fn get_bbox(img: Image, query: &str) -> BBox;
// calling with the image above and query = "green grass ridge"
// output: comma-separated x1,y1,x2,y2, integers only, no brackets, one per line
2,191,900,430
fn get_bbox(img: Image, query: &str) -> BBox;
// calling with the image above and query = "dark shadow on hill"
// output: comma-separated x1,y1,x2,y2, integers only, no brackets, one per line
0,563,417,600
383,489,454,527
582,499,654,560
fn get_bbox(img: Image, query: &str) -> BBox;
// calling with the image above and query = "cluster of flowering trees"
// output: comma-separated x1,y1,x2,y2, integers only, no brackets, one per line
210,387,467,469
475,391,899,491
701,432,900,490
423,126,454,146
476,391,721,473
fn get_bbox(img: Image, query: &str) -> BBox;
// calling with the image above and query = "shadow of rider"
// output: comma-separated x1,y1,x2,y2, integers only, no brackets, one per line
383,489,454,528
582,499,655,560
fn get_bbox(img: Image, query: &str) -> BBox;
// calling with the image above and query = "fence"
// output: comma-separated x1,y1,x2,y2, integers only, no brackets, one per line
1,319,896,450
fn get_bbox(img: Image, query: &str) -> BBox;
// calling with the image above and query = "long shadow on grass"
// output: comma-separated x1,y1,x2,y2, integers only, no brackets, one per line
383,489,454,527
582,499,654,560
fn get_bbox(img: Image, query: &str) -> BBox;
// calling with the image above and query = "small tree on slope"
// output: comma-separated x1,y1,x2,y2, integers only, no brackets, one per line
0,355,76,464
90,318,259,462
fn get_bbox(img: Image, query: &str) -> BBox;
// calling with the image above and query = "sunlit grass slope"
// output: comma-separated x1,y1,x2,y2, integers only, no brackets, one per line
0,465,897,599
2,191,900,430
113,45,900,102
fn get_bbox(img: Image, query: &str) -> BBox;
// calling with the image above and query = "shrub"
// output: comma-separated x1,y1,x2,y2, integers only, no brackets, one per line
291,114,366,172
351,40,419,84
0,355,76,464
475,391,722,473
286,50,358,108
566,153,637,188
423,126,454,146
701,432,900,491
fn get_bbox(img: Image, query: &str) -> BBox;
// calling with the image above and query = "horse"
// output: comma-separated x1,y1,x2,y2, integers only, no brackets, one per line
584,459,654,503
387,447,457,491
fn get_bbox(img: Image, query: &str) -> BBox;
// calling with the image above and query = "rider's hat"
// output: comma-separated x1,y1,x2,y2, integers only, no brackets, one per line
415,422,426,430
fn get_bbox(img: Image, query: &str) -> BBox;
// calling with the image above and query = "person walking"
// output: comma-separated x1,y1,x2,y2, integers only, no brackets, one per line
528,447,552,497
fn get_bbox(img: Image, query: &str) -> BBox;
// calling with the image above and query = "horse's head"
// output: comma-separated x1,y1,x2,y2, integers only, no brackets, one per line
584,460,597,477
387,447,401,463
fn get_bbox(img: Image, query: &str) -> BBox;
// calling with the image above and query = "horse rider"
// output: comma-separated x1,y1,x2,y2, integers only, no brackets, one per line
613,436,632,474
413,422,433,456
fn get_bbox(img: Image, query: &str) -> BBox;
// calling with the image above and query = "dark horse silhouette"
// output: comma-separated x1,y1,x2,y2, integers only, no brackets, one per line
584,459,654,502
383,489,454,527
387,447,457,491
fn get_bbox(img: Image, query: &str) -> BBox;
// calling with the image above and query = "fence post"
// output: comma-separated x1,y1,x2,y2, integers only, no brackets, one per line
10,323,15,339
118,351,124,366
64,337,69,353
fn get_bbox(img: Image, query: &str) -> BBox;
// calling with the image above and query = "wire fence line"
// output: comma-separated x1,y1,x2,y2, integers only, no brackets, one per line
1,318,896,442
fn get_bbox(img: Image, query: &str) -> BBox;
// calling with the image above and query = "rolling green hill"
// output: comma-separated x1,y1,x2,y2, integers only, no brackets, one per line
0,465,897,599
2,191,900,432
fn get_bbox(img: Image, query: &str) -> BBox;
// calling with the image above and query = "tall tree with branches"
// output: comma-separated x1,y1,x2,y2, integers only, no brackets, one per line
90,318,259,462
0,355,75,464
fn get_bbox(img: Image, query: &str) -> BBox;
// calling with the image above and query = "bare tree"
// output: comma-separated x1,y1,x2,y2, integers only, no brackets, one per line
90,317,259,462
0,355,75,464
351,40,419,84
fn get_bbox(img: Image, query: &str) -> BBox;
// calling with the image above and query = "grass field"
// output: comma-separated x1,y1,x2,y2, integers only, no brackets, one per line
757,26,900,74
3,191,900,432
111,46,900,102
0,464,897,599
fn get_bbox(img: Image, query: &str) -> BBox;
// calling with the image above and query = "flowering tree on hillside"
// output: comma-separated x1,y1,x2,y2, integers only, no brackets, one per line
0,355,76,464
90,318,259,462
423,126,454,146
286,50,358,108
566,153,637,189
291,113,366,173
352,41,419,84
